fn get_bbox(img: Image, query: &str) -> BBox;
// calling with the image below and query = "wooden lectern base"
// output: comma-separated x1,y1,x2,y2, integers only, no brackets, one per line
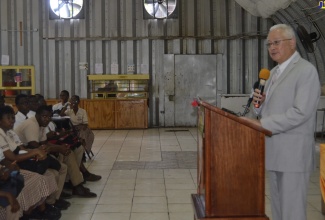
192,194,270,220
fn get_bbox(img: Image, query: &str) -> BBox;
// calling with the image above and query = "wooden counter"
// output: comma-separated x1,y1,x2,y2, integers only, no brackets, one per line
47,98,148,129
84,99,148,129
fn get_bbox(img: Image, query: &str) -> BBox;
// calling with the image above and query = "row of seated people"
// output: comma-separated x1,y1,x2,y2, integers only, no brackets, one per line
0,92,101,219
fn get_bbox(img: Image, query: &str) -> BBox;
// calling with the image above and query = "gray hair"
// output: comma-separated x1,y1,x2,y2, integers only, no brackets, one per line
269,24,296,40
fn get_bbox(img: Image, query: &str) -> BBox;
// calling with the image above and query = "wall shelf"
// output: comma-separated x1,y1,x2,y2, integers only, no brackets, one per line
0,66,35,102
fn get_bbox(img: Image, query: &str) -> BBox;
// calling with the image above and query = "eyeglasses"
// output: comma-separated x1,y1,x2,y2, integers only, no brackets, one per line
266,39,292,48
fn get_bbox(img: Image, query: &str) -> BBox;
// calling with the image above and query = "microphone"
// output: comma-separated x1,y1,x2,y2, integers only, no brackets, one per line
254,68,270,108
242,81,259,116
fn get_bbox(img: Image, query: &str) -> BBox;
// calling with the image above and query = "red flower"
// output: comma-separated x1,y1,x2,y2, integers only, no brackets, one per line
191,99,199,107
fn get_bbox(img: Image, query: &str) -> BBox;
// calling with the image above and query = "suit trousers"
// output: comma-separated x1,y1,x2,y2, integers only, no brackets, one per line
268,171,310,220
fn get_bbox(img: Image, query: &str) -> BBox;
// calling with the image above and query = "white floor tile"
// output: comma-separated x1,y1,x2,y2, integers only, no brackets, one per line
59,129,325,220
94,204,132,213
130,212,169,220
132,203,168,212
91,213,130,220
133,196,167,204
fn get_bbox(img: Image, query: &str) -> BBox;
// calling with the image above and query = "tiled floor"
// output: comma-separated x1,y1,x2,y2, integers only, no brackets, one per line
60,128,325,220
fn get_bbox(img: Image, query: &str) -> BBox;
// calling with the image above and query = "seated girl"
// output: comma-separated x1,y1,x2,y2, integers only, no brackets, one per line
0,168,21,220
0,106,60,219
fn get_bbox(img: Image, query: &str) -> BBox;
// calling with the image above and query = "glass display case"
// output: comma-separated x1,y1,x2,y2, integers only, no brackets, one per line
0,66,35,97
88,74,149,99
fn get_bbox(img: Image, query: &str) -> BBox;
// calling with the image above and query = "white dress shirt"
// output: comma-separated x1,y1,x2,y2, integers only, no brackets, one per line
14,111,28,129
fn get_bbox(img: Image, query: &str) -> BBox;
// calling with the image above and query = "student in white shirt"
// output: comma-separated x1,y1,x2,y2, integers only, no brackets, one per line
52,90,70,114
13,95,30,129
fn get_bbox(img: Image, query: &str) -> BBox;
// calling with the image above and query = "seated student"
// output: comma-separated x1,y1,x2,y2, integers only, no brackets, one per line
59,95,95,154
26,95,39,118
47,118,101,182
32,94,101,182
40,93,100,182
0,95,13,108
0,167,60,220
13,94,30,129
0,106,60,219
23,94,75,200
15,105,97,198
52,90,71,115
0,190,20,220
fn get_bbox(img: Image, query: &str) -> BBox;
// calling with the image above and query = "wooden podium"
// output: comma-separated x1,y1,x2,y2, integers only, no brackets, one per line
192,101,272,220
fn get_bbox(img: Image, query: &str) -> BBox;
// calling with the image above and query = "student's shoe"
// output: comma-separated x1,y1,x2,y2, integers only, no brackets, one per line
72,184,97,198
53,198,71,210
83,172,102,182
29,204,61,220
60,191,73,199
63,181,74,190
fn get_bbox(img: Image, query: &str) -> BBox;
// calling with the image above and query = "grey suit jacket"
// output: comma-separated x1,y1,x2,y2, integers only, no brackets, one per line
260,53,320,172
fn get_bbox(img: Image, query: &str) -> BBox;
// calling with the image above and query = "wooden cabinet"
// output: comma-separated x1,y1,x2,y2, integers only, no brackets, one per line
86,74,149,129
83,100,116,129
0,66,35,104
116,99,148,129
82,99,148,129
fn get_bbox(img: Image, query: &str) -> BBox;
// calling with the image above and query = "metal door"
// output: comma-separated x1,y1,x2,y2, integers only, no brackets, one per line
163,55,218,127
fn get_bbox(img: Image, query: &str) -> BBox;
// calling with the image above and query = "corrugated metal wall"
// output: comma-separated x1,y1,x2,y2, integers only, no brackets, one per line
3,0,323,126
271,0,325,86
0,0,270,92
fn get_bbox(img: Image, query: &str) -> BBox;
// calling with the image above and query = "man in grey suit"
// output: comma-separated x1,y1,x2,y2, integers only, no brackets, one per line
244,24,320,220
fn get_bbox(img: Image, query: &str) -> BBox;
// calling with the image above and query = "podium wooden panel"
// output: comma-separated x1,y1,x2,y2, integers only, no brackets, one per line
192,101,271,220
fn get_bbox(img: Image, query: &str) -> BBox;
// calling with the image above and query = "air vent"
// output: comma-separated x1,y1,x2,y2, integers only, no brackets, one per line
49,0,85,20
143,0,178,19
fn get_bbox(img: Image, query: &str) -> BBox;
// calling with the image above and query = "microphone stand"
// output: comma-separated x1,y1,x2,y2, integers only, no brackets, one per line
242,99,252,116
242,81,259,116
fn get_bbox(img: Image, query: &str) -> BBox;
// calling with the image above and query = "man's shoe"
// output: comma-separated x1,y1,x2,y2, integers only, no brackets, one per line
30,204,61,220
64,181,74,190
83,172,102,182
72,184,97,198
53,198,71,210
60,191,73,199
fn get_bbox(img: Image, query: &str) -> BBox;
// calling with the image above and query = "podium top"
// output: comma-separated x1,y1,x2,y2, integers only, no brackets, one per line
199,100,272,137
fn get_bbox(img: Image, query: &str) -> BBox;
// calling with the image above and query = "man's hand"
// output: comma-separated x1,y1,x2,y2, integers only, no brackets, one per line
6,193,20,213
253,88,266,107
0,160,20,172
7,161,20,172
46,131,57,139
33,148,47,160
0,166,10,181
58,144,71,156
39,144,50,153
